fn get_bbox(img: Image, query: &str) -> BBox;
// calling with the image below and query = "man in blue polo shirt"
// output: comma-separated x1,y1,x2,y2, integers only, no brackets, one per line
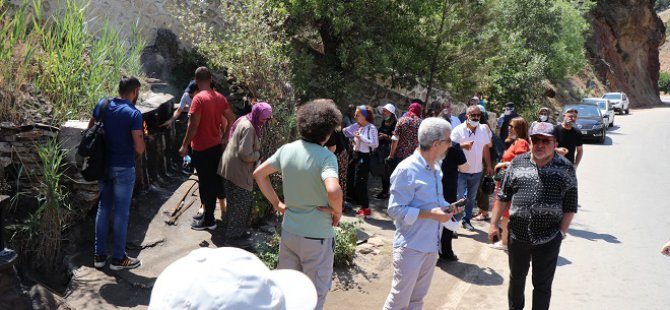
89,76,145,270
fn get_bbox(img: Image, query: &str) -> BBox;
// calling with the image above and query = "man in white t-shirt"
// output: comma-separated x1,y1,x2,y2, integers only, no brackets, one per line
450,105,493,231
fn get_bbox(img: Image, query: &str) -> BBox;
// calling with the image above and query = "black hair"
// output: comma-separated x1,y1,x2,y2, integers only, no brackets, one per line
297,99,342,144
118,76,141,96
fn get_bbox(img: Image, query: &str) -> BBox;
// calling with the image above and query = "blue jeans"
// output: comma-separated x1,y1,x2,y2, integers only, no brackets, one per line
95,166,136,260
457,172,482,222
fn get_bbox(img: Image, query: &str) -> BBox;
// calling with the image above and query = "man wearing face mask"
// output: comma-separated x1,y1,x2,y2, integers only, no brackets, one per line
451,105,493,231
499,102,520,145
531,107,556,128
552,108,583,169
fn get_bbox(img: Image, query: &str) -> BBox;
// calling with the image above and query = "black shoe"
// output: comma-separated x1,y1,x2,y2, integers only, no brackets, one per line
94,255,107,269
191,219,217,231
439,254,459,262
462,221,475,232
375,192,390,199
110,256,141,271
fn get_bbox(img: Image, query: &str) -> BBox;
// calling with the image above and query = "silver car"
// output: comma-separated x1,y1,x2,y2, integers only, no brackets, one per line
582,98,615,127
602,92,630,115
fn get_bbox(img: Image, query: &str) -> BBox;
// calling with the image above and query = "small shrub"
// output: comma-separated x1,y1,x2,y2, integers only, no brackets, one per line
334,220,360,266
256,220,361,269
659,72,670,94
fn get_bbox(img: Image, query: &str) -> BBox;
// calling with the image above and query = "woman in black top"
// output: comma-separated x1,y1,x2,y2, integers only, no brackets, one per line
440,142,468,261
376,104,397,199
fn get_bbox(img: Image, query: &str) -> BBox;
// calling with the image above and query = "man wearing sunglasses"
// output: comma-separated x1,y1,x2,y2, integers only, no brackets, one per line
488,121,577,310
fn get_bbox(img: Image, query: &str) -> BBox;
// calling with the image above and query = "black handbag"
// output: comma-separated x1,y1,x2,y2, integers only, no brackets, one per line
493,168,506,182
482,176,496,195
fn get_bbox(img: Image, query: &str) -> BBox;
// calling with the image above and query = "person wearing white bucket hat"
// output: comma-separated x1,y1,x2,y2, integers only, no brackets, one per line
148,247,317,310
376,103,397,199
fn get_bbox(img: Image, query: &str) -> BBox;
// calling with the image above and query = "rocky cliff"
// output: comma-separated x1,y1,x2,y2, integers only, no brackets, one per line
587,0,666,107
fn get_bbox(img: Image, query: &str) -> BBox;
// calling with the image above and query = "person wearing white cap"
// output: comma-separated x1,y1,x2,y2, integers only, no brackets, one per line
488,121,577,310
376,103,397,199
148,247,317,310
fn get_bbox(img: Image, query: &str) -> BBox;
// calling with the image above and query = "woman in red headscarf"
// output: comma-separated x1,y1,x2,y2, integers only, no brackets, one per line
218,102,273,246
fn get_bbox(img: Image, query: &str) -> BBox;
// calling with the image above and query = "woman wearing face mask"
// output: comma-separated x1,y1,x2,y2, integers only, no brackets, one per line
490,117,529,250
376,104,397,199
343,105,379,217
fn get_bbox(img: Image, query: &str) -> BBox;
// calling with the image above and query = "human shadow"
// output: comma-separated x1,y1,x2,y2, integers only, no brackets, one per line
98,270,156,307
568,228,621,244
437,260,504,286
332,263,381,292
557,255,572,267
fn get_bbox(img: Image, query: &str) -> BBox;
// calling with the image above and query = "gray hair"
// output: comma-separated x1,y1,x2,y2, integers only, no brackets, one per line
466,105,481,115
418,117,452,150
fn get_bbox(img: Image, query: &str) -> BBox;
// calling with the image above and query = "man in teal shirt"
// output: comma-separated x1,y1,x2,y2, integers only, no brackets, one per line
254,99,343,310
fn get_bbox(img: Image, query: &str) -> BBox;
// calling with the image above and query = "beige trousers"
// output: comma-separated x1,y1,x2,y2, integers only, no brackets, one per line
383,247,439,310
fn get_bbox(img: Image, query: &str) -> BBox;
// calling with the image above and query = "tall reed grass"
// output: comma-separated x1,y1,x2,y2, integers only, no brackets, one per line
0,0,144,123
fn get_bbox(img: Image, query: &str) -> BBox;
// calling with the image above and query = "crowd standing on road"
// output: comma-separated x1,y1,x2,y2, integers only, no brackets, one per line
90,68,593,309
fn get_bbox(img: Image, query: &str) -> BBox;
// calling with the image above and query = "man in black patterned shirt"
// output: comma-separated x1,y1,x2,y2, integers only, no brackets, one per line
488,121,577,310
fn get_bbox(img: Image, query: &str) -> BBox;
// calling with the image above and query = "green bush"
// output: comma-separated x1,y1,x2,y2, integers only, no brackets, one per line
659,72,670,94
256,220,361,269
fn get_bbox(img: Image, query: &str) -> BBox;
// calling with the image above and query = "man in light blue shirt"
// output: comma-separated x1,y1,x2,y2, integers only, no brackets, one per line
383,117,461,310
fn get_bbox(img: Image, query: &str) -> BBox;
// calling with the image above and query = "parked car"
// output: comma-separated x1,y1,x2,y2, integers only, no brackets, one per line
558,103,607,144
602,92,630,115
582,98,615,128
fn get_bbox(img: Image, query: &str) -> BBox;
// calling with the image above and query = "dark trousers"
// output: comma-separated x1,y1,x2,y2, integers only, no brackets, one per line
439,227,454,257
347,151,370,209
191,145,223,223
381,157,401,194
508,234,562,310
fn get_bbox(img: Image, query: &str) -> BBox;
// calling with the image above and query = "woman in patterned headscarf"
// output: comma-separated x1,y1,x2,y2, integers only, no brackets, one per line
218,102,273,246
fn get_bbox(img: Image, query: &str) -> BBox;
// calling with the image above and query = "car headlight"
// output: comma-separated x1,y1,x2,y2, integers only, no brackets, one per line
592,124,603,130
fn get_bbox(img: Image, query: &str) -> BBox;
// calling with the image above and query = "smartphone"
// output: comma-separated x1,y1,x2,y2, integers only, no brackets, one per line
492,234,500,243
453,199,467,208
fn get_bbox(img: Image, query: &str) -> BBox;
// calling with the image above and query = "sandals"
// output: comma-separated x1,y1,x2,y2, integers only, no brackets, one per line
473,213,490,221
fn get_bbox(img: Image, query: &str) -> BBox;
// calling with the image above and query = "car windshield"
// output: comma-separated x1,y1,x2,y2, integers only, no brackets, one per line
582,99,606,109
603,93,621,100
564,105,601,117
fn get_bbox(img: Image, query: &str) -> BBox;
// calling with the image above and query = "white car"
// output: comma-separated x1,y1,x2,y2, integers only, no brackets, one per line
582,98,615,127
602,92,630,115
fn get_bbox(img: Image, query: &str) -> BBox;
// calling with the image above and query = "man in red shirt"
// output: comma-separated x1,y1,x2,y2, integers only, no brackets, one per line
179,67,236,230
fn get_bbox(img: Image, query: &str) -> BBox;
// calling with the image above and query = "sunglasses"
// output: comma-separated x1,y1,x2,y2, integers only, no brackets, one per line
469,113,482,117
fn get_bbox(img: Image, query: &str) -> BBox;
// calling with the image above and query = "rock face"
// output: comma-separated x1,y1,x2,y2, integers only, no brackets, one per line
587,0,666,107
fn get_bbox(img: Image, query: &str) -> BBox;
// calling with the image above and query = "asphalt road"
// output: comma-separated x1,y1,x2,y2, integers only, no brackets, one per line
438,105,670,310
547,105,670,309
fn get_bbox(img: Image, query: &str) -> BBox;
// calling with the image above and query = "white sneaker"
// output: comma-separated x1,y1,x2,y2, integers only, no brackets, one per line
490,241,508,251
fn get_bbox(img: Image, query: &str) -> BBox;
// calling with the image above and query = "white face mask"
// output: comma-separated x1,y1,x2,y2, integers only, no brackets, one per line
468,120,480,127
539,115,548,122
504,110,512,115
510,134,518,140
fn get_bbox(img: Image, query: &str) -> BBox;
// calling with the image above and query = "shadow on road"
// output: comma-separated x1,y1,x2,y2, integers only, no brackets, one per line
437,260,504,286
557,255,572,267
332,263,381,291
568,228,621,244
585,136,613,146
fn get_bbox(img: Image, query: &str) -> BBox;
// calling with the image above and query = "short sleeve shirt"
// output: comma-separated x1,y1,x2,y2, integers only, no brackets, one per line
450,123,492,174
498,153,578,245
92,98,143,168
392,116,422,159
553,125,583,163
266,140,339,238
189,90,230,151
441,143,468,202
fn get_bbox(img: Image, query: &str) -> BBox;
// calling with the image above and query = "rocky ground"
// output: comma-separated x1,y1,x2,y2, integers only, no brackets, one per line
57,173,499,309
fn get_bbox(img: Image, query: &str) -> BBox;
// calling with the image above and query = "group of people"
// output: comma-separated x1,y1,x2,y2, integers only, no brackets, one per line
90,69,582,309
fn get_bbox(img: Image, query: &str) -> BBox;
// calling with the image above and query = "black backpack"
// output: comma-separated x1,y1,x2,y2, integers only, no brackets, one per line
78,99,110,181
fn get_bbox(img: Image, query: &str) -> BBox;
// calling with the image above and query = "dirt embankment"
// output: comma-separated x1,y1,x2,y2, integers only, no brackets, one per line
587,0,665,107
